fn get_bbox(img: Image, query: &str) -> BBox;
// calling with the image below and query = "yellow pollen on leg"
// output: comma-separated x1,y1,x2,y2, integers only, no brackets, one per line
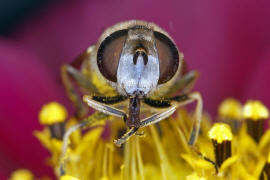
208,123,233,143
39,102,67,125
243,100,269,120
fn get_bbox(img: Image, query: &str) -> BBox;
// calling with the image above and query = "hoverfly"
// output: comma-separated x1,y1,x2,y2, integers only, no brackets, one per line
60,20,202,173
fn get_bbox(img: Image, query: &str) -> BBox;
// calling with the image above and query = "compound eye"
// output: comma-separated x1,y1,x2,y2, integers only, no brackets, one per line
97,30,127,82
154,31,179,84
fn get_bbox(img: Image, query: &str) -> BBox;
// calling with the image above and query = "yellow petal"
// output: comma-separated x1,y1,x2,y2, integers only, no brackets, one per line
259,129,270,155
34,128,52,150
219,155,238,172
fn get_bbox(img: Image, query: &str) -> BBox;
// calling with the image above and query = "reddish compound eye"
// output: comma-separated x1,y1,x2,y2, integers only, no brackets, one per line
154,31,179,84
97,30,128,82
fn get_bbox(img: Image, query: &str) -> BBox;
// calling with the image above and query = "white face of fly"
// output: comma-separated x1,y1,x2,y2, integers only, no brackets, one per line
116,28,160,96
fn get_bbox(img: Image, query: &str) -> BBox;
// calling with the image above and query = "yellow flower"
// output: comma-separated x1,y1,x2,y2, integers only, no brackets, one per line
10,98,270,180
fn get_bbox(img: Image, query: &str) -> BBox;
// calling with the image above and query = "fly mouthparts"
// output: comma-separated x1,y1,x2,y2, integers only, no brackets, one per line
130,90,145,98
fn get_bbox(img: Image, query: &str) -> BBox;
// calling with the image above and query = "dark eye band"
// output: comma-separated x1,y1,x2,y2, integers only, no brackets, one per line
97,30,128,82
154,31,179,84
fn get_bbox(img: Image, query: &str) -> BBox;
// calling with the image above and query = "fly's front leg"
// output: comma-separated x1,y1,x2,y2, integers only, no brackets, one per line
171,92,218,172
144,93,202,145
143,93,218,172
60,95,128,175
169,92,202,145
186,92,203,145
60,112,109,176
84,95,140,147
114,127,139,147
140,106,177,127
114,106,177,147
83,95,128,119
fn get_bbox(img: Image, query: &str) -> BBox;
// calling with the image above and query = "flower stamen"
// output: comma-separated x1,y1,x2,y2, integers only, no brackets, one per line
136,136,145,180
218,98,242,133
39,102,67,139
150,125,172,180
243,100,269,143
208,123,233,167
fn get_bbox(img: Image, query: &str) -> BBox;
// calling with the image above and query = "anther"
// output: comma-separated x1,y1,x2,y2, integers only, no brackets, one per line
218,98,242,133
243,100,269,143
9,169,34,180
39,102,67,140
208,123,233,167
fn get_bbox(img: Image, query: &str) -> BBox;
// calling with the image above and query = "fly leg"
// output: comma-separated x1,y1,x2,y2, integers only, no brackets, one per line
60,95,128,176
173,92,203,145
83,95,128,119
84,95,145,147
143,92,201,145
83,95,141,147
172,92,218,172
139,106,177,127
60,112,109,176
114,127,139,147
143,92,218,173
61,47,100,118
114,106,177,147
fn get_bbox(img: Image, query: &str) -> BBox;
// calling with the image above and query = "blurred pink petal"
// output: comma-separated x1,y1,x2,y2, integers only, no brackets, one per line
0,38,69,178
242,50,270,107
